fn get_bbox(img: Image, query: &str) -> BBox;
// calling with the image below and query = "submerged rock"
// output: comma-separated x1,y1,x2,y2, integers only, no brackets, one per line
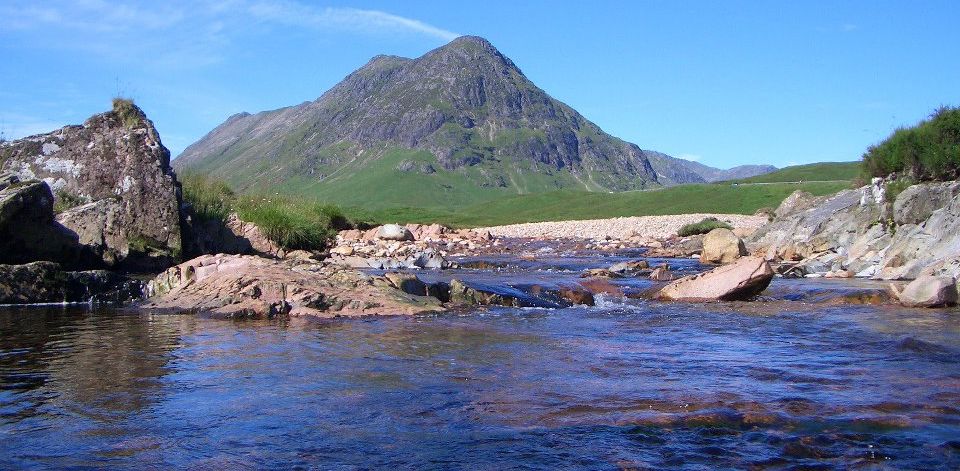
658,256,774,302
447,279,564,308
608,260,650,275
700,228,747,264
891,275,958,308
142,254,443,318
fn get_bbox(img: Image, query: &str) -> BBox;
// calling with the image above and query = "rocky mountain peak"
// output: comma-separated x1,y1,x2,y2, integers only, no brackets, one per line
175,36,663,205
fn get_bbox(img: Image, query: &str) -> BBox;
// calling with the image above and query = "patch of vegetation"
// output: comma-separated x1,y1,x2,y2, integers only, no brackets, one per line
180,173,353,250
128,234,172,256
112,97,142,129
723,162,860,183
677,217,733,237
53,190,85,213
862,106,960,181
337,180,849,228
234,198,345,250
180,173,235,223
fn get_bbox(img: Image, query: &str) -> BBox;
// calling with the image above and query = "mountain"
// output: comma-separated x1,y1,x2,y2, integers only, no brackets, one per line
176,36,667,209
644,151,777,184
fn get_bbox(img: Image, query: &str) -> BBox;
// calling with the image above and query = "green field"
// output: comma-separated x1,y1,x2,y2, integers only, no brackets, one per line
339,180,851,228
723,162,861,184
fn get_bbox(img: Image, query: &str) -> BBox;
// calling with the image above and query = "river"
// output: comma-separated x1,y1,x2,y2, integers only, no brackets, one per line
2,251,959,469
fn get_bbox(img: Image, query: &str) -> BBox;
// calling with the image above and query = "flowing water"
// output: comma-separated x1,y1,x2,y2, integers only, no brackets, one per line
1,251,959,469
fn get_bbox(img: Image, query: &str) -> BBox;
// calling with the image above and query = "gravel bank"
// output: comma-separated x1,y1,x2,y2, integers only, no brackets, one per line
477,214,769,240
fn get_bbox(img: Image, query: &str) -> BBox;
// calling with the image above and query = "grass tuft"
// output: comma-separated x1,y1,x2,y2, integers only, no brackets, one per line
112,97,142,129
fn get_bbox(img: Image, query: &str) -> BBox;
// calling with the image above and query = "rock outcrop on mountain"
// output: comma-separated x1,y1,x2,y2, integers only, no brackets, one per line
750,179,960,281
175,36,667,204
0,100,183,270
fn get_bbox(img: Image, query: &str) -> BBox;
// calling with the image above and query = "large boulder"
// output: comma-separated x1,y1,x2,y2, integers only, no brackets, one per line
376,224,414,241
658,256,774,301
0,176,92,267
891,275,958,308
0,101,183,269
700,228,747,264
142,254,444,318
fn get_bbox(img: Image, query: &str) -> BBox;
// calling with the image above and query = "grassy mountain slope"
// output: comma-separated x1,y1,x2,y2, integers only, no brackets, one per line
723,161,860,183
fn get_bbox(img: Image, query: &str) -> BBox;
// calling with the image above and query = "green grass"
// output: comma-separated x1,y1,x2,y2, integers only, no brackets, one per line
862,106,960,181
337,180,850,228
678,217,733,237
180,174,353,251
112,97,143,129
723,162,860,183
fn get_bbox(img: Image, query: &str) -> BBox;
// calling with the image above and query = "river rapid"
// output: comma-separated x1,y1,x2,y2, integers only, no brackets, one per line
1,249,959,469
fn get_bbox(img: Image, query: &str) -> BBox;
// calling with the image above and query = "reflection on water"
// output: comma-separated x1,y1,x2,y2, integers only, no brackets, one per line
1,297,959,468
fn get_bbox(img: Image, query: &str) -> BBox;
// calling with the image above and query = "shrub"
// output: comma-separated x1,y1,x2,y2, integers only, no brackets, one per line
862,106,960,181
678,217,733,237
884,176,916,203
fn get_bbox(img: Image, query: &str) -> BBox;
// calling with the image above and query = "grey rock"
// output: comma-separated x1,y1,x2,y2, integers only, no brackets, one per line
891,275,958,308
700,228,747,264
0,102,183,270
893,182,960,225
377,224,415,241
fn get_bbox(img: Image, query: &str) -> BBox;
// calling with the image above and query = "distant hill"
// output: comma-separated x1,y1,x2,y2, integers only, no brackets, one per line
644,150,777,184
723,161,860,183
175,36,677,209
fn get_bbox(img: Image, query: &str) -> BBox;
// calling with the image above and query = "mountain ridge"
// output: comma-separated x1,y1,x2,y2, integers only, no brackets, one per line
176,36,774,208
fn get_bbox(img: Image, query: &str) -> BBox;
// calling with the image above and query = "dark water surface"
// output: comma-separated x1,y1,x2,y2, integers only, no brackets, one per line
2,255,959,469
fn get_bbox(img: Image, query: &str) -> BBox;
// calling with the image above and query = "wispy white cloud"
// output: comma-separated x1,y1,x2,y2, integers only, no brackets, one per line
246,2,460,41
841,23,858,32
678,153,701,162
0,1,458,72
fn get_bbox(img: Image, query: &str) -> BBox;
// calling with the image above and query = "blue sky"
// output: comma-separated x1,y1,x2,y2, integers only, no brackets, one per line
1,1,957,169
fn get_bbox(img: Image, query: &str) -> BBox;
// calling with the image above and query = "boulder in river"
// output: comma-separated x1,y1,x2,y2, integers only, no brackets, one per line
700,228,747,264
891,275,958,308
142,254,444,318
658,256,774,302
608,260,650,275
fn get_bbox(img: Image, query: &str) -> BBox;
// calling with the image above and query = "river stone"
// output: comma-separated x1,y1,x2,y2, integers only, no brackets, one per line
892,275,958,308
377,224,414,241
658,256,774,302
609,260,650,274
700,228,747,264
143,254,444,318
